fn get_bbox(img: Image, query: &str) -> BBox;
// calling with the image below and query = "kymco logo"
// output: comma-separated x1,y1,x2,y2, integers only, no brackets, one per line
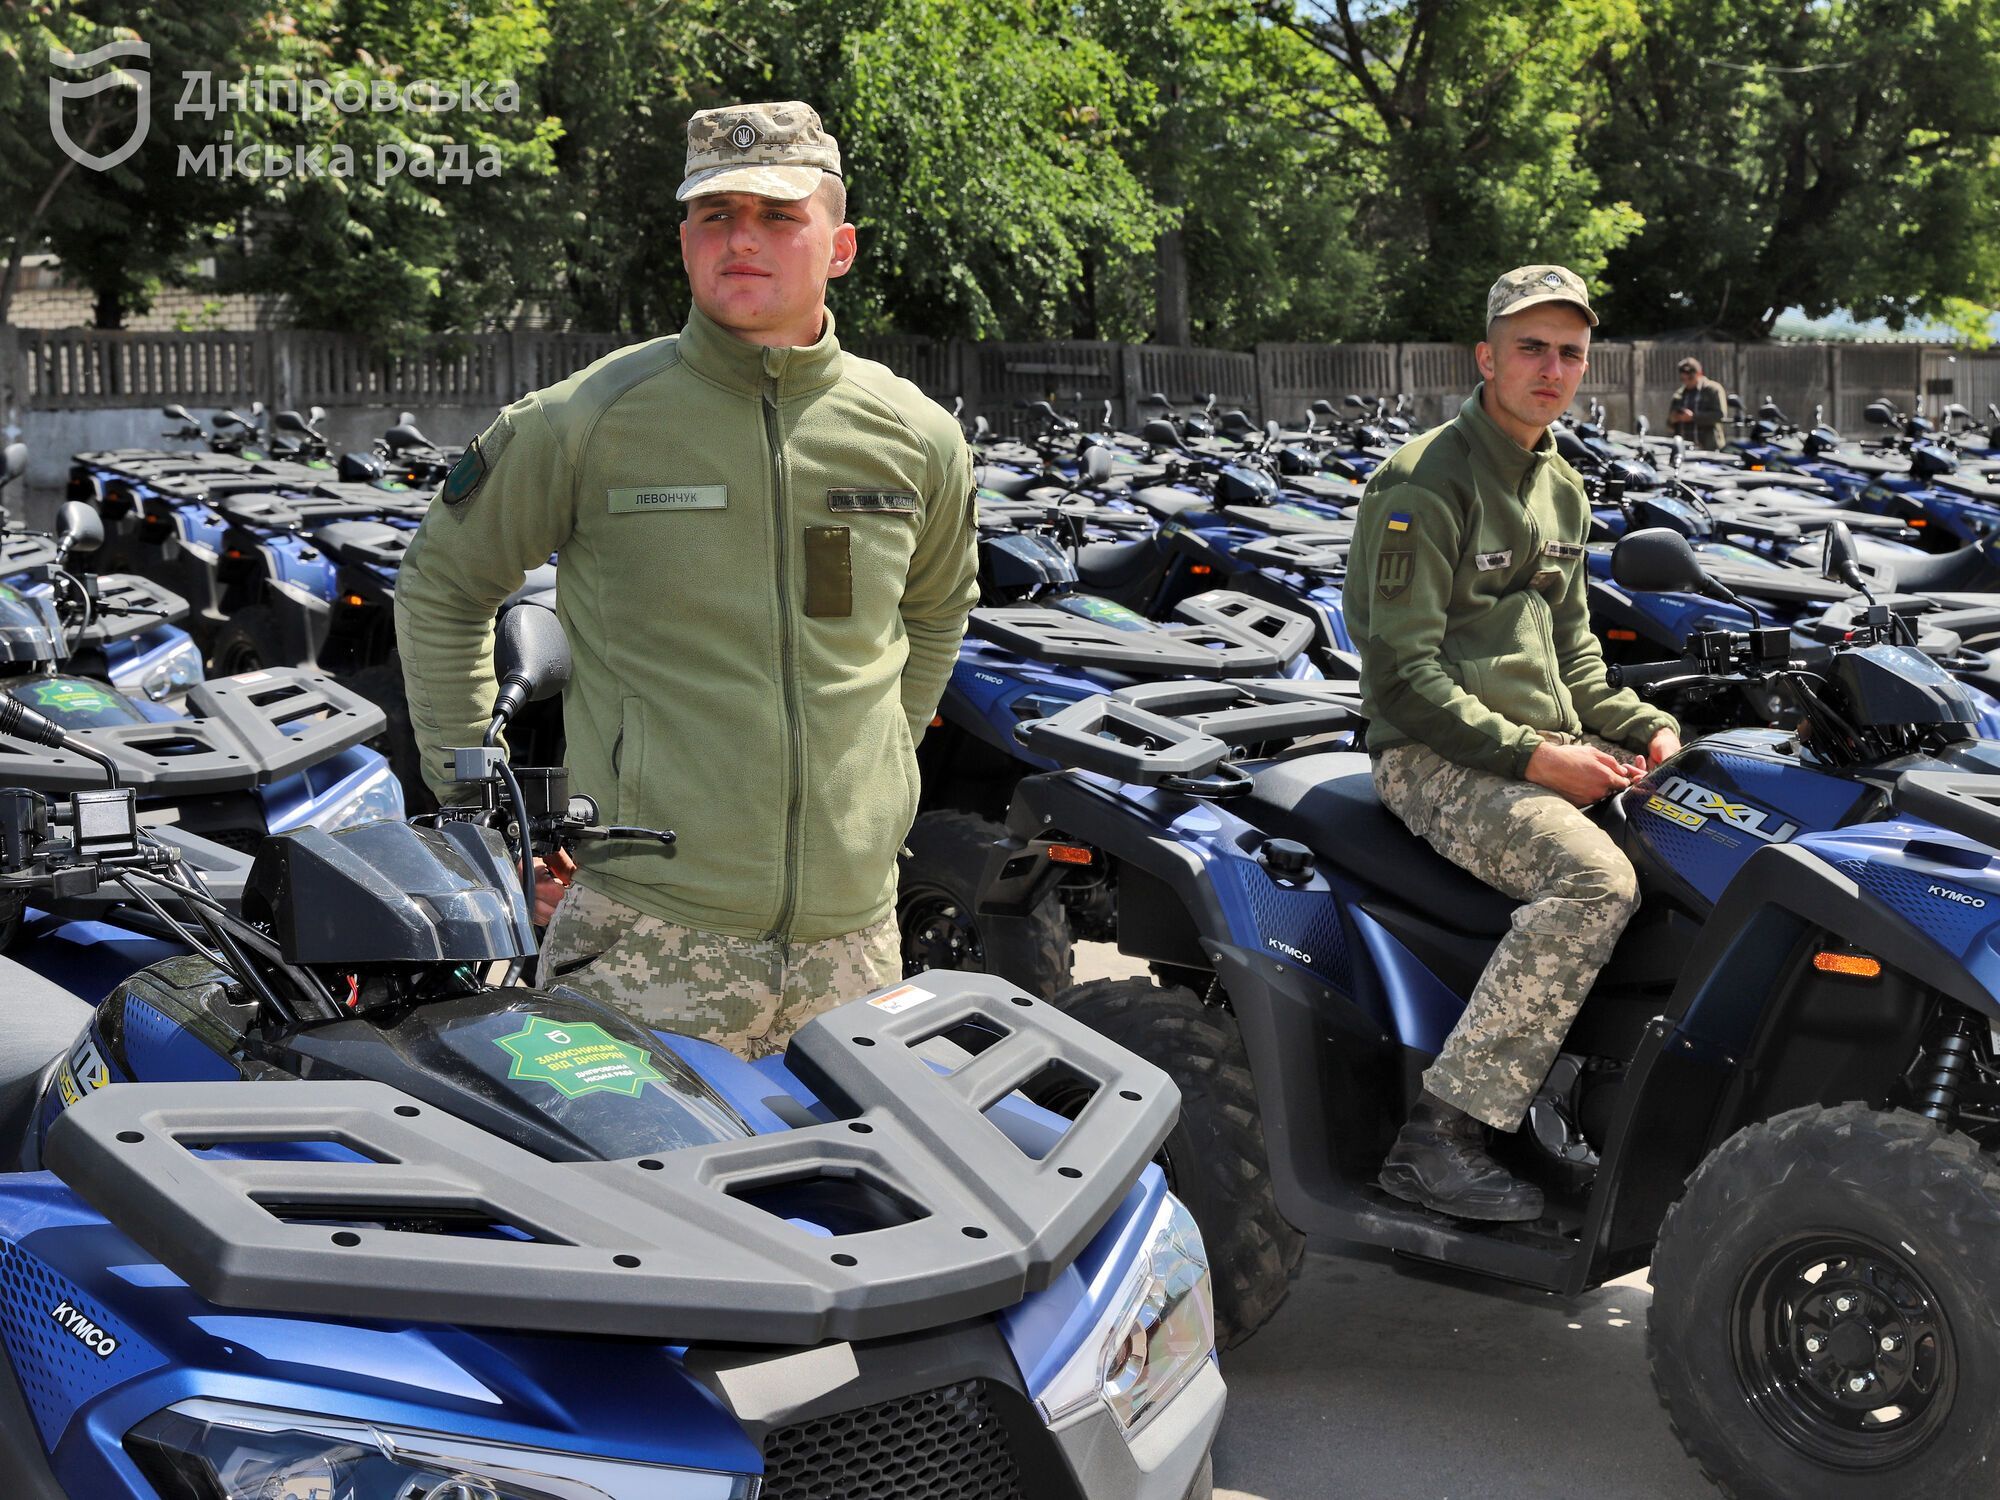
49,40,153,172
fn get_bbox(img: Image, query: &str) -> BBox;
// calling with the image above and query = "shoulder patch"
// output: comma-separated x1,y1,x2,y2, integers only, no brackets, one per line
1385,511,1412,533
1377,549,1413,600
441,414,516,507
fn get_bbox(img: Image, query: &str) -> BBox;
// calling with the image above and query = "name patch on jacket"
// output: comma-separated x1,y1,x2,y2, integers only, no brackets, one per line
828,488,918,514
608,486,727,513
1542,541,1585,561
1475,550,1512,571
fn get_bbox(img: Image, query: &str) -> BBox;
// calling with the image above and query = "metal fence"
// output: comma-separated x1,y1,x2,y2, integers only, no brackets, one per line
2,326,1993,440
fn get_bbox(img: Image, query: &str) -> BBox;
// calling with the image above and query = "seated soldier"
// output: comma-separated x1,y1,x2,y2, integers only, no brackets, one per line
1345,265,1682,1221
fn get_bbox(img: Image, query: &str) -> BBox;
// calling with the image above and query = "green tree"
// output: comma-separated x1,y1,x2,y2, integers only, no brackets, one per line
1588,0,2000,340
1,3,260,327
225,0,563,341
1265,0,1645,342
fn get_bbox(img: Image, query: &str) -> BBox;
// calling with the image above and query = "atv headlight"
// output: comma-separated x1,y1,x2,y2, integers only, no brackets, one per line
135,636,204,702
316,761,406,834
126,1399,757,1499
1037,1193,1214,1434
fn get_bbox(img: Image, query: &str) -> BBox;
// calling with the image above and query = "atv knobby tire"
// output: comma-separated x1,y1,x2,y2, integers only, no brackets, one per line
897,810,1071,997
1650,1103,2000,1499
209,603,286,676
1056,977,1302,1346
343,657,435,815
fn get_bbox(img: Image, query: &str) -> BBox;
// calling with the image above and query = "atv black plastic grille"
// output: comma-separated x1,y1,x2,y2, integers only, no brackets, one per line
760,1379,1026,1500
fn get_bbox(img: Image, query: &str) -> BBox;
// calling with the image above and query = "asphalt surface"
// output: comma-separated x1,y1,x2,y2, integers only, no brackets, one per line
1071,944,1716,1499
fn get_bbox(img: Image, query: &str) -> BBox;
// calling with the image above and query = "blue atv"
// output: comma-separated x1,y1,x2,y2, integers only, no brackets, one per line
0,608,1223,1500
983,524,2000,1494
0,499,398,933
904,481,1324,999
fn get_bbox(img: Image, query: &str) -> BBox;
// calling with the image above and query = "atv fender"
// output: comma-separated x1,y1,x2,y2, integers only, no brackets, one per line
1583,839,1973,1286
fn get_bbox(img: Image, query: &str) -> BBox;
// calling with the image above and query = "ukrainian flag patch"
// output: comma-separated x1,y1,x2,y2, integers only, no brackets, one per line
1386,511,1411,532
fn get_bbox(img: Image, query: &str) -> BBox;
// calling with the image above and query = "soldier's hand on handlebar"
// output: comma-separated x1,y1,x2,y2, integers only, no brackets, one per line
532,848,575,925
1525,741,1645,807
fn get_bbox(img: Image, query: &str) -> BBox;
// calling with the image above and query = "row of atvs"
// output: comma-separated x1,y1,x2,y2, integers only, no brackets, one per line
3,388,2000,1494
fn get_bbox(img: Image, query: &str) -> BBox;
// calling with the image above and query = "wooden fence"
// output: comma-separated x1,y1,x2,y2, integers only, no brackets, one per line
3,326,1994,440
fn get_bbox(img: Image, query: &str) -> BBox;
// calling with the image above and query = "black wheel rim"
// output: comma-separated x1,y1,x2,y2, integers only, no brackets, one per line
897,886,983,976
1732,1232,1956,1469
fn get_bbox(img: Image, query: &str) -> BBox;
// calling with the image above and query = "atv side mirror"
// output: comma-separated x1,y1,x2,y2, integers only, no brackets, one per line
310,405,327,424
1864,401,1895,427
1822,520,1870,594
1343,394,1366,410
382,424,426,452
1082,445,1116,485
489,603,571,737
1264,418,1282,444
1311,399,1338,417
1141,418,1181,448
1727,393,1745,414
56,500,104,558
1758,401,1784,422
0,444,25,488
274,410,310,434
1611,527,1709,594
162,403,195,425
1635,414,1650,436
974,415,991,440
1144,391,1172,409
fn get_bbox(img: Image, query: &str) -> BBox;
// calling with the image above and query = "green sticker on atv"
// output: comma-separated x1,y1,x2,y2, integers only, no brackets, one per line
28,679,123,717
1053,594,1151,633
493,1017,665,1099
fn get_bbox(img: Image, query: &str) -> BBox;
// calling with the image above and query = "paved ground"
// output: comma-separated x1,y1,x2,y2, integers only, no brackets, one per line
1071,944,1716,1498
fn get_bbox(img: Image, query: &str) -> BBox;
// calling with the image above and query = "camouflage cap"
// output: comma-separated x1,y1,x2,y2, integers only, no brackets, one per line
678,101,842,203
1486,265,1599,328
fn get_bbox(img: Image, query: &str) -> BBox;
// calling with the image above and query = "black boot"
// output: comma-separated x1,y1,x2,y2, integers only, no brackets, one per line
1378,1092,1544,1222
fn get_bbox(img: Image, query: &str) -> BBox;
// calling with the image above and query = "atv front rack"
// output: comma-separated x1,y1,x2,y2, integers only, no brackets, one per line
45,973,1177,1345
1217,504,1354,537
1013,678,1364,790
0,668,385,793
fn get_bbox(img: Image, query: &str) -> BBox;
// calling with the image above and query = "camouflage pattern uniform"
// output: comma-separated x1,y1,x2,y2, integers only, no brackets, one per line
396,101,977,1061
1373,735,1641,1129
1347,266,1677,1135
540,882,899,1058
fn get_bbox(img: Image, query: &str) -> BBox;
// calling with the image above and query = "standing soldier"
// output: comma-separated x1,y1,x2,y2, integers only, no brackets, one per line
1346,265,1682,1220
395,102,979,1057
1667,357,1729,450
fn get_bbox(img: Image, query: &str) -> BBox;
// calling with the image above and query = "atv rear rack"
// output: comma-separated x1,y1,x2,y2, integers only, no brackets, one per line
0,667,384,793
1231,534,1352,578
45,973,1177,1345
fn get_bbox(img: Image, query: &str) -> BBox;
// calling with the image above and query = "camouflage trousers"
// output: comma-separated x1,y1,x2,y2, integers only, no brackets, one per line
1373,736,1643,1132
537,882,901,1059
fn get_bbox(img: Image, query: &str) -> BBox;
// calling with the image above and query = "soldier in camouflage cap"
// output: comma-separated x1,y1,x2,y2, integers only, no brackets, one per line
396,100,977,1057
1346,263,1679,1222
678,101,843,202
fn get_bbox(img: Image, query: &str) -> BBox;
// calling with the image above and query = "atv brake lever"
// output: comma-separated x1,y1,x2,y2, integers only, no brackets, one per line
568,825,676,846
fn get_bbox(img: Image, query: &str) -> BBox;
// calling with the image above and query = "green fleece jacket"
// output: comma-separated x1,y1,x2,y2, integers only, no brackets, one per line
394,305,979,942
1347,388,1677,777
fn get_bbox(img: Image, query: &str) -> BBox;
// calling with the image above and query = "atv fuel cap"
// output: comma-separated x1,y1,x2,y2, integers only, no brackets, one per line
1258,838,1314,882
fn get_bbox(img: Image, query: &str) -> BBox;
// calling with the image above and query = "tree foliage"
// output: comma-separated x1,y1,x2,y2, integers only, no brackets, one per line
1,0,1995,343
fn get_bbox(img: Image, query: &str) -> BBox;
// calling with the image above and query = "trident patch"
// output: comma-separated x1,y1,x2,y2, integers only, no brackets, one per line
1377,549,1413,601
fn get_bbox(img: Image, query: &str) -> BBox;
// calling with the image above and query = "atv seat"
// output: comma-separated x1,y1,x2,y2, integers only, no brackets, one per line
1130,486,1214,519
974,466,1039,498
1075,537,1161,592
0,958,95,1169
1827,451,1909,478
1239,751,1521,936
1878,544,1996,594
